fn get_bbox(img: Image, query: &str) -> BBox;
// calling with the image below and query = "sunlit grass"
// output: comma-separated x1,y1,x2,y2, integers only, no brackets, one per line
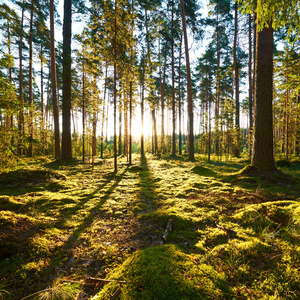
0,155,299,299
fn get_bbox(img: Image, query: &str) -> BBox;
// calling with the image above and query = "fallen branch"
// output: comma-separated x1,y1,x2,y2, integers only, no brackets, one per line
109,288,121,300
162,219,173,242
87,277,126,284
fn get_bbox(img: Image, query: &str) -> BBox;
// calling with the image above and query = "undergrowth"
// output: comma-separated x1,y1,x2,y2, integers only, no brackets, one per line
0,155,299,299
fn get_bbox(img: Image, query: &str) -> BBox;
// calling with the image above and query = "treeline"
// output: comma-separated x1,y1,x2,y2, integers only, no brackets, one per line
0,0,299,171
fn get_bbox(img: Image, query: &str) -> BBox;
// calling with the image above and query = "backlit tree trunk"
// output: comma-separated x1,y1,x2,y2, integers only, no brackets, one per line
251,21,275,170
233,2,240,157
248,14,253,157
178,33,182,156
18,0,25,156
62,0,72,160
28,0,34,157
113,0,117,173
171,1,176,156
50,0,60,158
180,0,194,160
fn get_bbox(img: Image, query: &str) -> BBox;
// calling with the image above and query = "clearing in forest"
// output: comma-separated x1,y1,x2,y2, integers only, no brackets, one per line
0,155,299,299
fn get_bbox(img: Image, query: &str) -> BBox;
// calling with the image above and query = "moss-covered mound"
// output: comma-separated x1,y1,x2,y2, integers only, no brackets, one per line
92,244,231,300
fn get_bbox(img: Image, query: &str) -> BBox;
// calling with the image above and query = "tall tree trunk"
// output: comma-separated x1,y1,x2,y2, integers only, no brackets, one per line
251,20,275,170
129,81,132,164
215,7,220,157
41,44,45,154
7,22,13,134
285,88,290,161
178,33,182,156
171,1,176,156
153,108,158,153
101,66,107,158
233,2,240,157
124,98,128,158
82,65,85,163
106,96,109,144
18,0,25,156
248,14,253,157
296,93,300,156
113,0,117,173
92,75,97,161
118,98,122,156
180,0,194,160
62,0,72,159
161,53,166,153
45,65,50,150
129,0,133,165
50,0,60,158
141,81,145,157
28,0,34,157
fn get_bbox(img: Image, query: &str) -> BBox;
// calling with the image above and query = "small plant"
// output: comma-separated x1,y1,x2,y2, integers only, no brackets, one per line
0,284,10,299
33,281,80,300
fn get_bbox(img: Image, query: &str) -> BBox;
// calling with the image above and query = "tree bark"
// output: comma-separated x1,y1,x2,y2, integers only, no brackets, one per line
82,64,86,163
178,34,182,156
41,44,45,154
251,21,275,170
114,0,117,173
233,2,240,157
180,0,194,160
118,98,122,156
18,0,25,156
129,81,132,165
50,0,60,159
215,6,220,157
249,14,253,157
28,0,34,157
171,1,176,156
61,0,72,160
101,65,107,158
141,81,145,157
161,54,166,154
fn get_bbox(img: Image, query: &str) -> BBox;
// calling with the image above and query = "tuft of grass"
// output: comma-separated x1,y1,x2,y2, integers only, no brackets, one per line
32,280,80,300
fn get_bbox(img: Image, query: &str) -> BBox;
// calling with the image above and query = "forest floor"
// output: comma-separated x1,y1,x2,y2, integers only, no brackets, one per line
0,154,300,300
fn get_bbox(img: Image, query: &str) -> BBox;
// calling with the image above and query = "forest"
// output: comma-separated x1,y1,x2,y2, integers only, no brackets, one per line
0,0,300,299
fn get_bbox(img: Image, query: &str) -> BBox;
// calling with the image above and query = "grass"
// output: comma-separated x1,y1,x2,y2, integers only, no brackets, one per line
0,154,299,299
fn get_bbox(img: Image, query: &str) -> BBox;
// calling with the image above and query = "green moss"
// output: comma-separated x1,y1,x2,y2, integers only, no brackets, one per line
93,245,231,300
0,156,299,299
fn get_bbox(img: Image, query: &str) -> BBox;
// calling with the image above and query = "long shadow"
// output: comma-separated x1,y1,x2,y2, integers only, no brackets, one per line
118,157,232,299
60,168,128,240
138,156,158,206
0,166,128,299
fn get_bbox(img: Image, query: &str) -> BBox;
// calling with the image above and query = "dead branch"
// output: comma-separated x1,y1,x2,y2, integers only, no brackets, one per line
162,219,173,242
87,277,126,284
109,288,121,300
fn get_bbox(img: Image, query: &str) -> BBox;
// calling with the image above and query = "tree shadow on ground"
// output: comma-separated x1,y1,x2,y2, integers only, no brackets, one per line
0,166,128,299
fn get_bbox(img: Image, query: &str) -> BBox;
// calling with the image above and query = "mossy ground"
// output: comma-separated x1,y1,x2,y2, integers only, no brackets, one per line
0,155,299,299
